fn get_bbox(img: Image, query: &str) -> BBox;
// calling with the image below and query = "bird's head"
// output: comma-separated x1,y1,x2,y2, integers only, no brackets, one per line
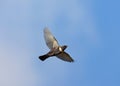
61,45,67,51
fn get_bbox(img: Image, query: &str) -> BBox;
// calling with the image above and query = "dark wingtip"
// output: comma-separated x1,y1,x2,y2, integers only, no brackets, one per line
68,59,74,62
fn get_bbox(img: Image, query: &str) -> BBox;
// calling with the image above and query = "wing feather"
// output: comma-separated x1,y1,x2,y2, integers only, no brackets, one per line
56,52,74,62
44,28,59,49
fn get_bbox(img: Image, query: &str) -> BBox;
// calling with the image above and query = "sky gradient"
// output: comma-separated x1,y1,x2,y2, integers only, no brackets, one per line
0,0,120,86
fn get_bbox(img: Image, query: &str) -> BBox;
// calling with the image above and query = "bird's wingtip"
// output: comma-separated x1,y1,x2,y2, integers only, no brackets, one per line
44,27,49,30
44,27,51,33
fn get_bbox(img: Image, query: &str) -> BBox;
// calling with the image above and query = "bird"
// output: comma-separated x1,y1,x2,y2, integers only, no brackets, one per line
39,27,74,62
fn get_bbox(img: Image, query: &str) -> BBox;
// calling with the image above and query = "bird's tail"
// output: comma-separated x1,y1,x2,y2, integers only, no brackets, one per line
39,54,49,61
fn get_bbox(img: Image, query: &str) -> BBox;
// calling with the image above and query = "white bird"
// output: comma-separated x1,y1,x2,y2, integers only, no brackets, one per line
39,27,74,62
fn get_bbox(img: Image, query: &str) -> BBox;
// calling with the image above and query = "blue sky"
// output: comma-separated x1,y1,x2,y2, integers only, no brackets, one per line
0,0,120,86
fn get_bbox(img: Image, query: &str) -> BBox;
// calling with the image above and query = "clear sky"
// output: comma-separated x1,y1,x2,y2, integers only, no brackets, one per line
0,0,120,86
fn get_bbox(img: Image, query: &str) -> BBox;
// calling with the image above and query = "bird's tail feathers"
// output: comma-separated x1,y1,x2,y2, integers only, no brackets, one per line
39,54,49,61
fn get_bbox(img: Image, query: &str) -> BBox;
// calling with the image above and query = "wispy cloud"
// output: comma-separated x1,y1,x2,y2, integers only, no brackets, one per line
33,0,100,45
0,0,101,86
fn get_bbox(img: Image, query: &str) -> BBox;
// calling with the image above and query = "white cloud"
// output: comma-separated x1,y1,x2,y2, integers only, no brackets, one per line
32,0,100,45
0,37,42,86
0,26,43,86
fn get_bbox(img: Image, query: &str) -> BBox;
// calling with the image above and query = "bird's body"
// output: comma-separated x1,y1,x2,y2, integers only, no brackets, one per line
39,28,74,62
39,46,65,61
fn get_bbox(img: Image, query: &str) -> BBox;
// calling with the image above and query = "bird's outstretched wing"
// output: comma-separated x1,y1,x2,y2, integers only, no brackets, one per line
44,28,59,49
56,52,74,62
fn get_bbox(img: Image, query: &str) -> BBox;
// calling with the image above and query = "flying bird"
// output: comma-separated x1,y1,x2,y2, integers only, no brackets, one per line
39,28,74,62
